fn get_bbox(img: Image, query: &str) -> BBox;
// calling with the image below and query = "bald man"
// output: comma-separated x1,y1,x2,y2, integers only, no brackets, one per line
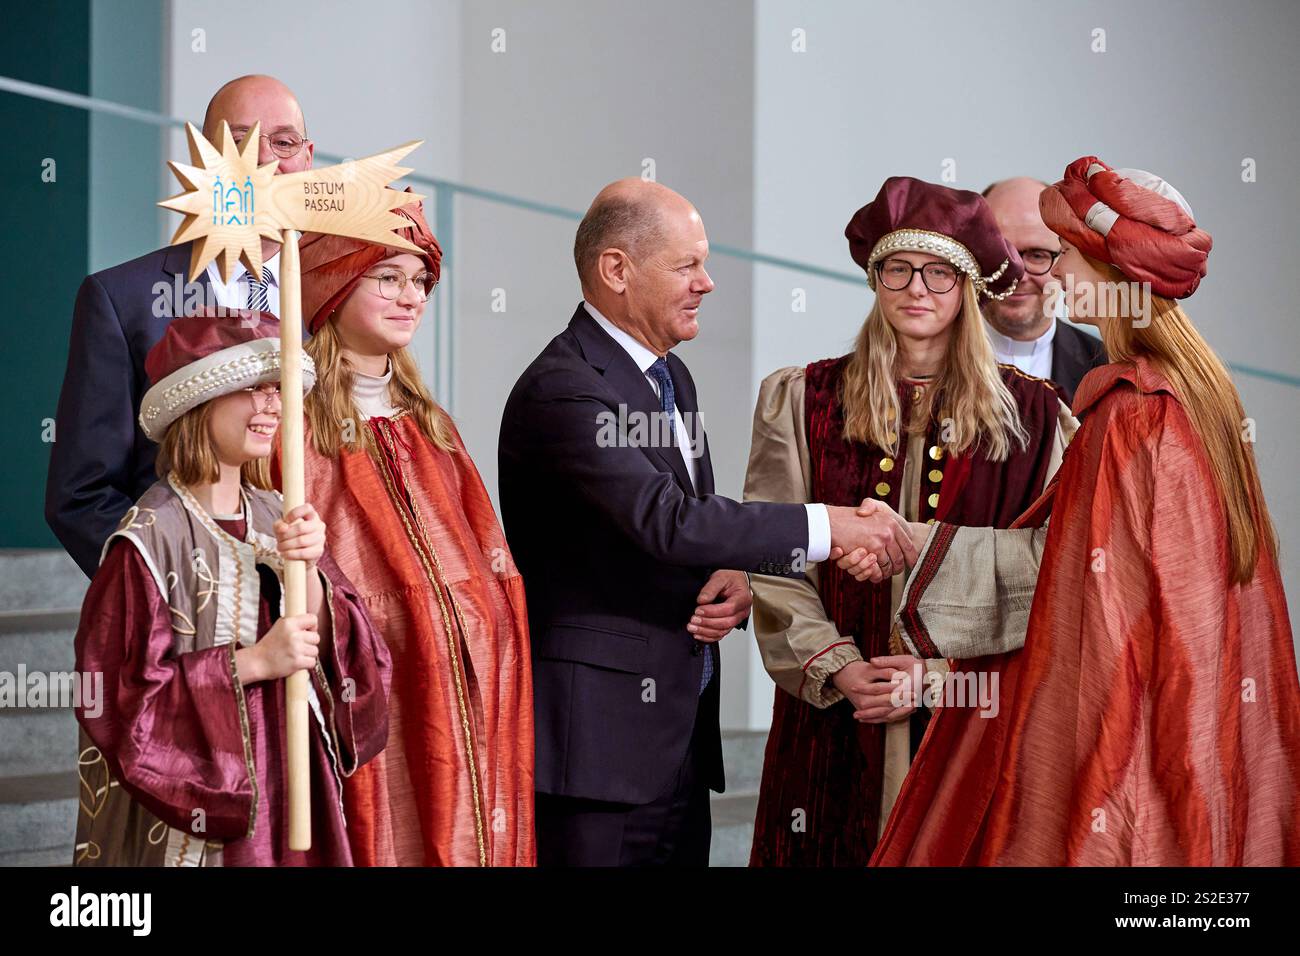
981,177,1107,403
47,76,314,576
498,179,916,866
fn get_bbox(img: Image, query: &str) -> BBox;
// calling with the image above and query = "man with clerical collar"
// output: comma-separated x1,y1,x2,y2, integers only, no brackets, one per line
980,177,1107,404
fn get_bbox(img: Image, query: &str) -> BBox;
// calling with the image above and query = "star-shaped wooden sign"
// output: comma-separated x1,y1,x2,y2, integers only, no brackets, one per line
159,121,426,282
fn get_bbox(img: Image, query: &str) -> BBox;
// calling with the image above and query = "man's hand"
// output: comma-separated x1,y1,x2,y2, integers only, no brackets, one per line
688,570,752,642
830,656,920,723
829,501,930,583
826,498,918,580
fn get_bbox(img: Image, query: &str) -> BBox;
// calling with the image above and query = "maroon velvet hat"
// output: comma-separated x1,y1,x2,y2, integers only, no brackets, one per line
138,311,316,441
845,177,1024,299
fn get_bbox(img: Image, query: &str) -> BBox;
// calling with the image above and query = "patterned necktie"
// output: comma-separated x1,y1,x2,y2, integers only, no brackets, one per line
648,358,713,694
246,266,272,312
646,357,677,443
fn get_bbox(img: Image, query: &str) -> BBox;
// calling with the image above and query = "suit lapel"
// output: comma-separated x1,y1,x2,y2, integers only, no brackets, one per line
668,354,713,496
570,307,697,495
160,242,214,315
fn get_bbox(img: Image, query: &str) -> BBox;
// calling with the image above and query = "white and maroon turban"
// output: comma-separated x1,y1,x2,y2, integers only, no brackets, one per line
1039,156,1212,299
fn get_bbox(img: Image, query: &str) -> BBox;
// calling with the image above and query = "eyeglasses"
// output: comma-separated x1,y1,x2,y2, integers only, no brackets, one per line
229,127,309,159
362,270,438,301
1020,248,1062,276
241,383,282,414
875,258,960,294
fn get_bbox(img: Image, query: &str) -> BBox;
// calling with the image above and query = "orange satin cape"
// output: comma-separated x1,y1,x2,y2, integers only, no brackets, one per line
873,359,1300,866
282,413,535,866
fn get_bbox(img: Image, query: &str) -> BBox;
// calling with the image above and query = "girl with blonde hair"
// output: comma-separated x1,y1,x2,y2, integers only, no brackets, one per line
746,177,1076,866
296,202,534,867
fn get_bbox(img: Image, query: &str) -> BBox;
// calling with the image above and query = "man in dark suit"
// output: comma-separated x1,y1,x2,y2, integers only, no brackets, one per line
980,177,1107,403
46,75,314,576
499,178,915,866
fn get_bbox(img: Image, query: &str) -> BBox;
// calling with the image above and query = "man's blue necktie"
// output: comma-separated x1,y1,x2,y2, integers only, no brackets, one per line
648,357,713,695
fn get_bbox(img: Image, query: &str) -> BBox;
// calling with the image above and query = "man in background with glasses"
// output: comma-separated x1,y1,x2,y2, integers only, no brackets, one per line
46,75,314,577
980,177,1107,403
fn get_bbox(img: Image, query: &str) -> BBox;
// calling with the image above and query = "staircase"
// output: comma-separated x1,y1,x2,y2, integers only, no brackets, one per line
0,549,86,866
709,729,766,867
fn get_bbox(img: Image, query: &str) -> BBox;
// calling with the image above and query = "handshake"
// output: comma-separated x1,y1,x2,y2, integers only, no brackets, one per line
825,500,931,583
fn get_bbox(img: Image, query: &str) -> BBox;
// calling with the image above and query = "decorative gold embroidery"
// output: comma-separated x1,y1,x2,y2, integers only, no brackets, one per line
164,570,198,636
369,418,488,866
191,549,220,613
77,745,110,821
226,642,259,839
118,505,157,533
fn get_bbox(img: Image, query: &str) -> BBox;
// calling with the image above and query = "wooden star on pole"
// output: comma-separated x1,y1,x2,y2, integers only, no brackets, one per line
159,120,426,283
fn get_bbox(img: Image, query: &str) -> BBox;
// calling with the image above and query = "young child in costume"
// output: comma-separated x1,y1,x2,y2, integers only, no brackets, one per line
73,311,391,866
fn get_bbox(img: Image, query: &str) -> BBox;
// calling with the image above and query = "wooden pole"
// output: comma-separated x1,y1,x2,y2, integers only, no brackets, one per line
278,228,311,851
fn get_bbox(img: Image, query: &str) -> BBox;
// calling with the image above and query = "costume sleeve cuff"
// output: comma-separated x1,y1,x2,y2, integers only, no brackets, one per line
800,640,864,708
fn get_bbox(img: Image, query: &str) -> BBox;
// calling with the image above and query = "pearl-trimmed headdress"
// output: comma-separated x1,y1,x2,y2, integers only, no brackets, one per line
866,228,1018,301
139,336,316,441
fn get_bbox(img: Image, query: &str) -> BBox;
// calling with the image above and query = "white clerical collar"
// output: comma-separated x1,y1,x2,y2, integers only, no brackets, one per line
986,318,1056,358
584,301,662,374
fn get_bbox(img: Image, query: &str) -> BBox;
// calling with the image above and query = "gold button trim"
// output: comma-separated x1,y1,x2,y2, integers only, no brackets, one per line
876,482,891,497
927,492,940,508
928,468,943,483
880,457,895,473
928,445,944,461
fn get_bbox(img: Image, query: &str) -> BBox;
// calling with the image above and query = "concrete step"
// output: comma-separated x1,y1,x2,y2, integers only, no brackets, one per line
0,707,79,778
0,550,88,867
709,791,757,867
720,728,767,794
0,549,88,611
710,729,769,866
0,772,77,866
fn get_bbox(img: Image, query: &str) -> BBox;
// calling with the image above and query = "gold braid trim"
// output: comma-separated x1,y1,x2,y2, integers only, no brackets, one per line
369,418,488,866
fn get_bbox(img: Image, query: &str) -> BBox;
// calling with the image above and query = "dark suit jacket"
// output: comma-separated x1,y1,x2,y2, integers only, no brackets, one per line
1051,320,1108,405
499,305,808,805
46,242,212,577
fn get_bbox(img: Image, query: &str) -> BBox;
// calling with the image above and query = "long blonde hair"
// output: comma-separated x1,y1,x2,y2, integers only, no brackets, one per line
840,278,1028,460
1095,261,1277,584
305,320,456,457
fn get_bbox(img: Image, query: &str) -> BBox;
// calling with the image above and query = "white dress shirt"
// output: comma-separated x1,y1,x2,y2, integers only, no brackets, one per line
986,318,1056,379
205,253,281,315
583,301,830,563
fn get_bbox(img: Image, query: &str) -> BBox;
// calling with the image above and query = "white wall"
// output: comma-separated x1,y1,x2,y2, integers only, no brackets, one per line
454,0,761,729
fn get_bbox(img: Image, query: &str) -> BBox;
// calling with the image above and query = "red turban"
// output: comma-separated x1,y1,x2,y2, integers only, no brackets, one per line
1039,156,1212,299
299,194,442,334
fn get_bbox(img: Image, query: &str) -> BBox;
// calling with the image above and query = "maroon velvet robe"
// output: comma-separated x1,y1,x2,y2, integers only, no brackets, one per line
74,515,391,867
749,358,1062,867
